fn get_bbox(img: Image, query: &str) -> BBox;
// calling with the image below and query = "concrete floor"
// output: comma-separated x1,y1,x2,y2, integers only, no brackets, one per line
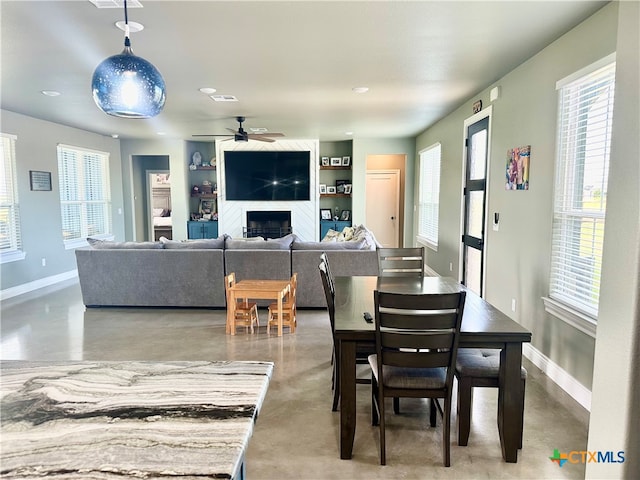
1,279,590,479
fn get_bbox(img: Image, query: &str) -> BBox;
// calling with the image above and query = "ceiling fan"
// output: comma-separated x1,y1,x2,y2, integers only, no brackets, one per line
193,116,285,143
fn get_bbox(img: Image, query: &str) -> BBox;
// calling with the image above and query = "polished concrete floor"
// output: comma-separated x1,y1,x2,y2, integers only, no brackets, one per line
1,279,590,479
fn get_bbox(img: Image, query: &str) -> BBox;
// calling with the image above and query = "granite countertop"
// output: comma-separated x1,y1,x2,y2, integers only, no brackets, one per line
0,360,273,479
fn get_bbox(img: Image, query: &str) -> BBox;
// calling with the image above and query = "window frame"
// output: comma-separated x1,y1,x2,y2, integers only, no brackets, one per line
57,144,112,249
0,133,25,264
544,53,616,336
416,142,441,250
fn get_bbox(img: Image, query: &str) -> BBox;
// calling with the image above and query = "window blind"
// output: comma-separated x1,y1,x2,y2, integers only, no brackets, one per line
417,143,441,248
0,133,22,254
57,144,111,245
549,58,616,319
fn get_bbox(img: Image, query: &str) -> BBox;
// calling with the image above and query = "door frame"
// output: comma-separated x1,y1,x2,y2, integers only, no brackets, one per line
365,169,401,248
459,106,493,296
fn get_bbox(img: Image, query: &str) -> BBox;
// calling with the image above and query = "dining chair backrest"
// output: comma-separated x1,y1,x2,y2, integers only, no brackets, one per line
377,247,425,277
224,272,236,301
373,290,466,386
320,252,335,291
318,262,335,332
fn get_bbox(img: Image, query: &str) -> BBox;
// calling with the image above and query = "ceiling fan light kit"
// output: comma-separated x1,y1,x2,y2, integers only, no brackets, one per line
91,0,166,118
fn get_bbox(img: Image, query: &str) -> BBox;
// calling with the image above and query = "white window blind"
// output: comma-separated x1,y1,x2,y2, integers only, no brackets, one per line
0,133,23,260
57,144,112,246
549,57,616,319
417,143,441,248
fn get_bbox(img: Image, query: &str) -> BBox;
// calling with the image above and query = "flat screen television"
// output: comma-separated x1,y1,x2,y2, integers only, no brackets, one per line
224,151,311,201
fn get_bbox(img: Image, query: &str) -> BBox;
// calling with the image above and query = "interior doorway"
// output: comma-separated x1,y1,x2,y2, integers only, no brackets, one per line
147,170,172,241
365,170,400,247
461,111,491,297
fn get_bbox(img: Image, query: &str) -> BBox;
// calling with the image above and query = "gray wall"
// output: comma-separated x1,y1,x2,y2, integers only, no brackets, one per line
0,110,124,291
415,2,619,390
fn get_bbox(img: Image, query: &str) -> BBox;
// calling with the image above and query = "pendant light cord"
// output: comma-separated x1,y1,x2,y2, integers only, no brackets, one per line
123,0,131,47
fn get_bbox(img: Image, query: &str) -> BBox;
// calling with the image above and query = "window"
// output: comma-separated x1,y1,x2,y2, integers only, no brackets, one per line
0,133,24,263
57,144,112,248
547,55,616,324
417,143,441,249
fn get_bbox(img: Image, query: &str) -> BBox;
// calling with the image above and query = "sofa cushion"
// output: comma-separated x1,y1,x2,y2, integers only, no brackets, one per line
160,236,225,249
87,238,163,249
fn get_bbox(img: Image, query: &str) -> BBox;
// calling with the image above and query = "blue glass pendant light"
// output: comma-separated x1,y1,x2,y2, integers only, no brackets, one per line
91,0,166,118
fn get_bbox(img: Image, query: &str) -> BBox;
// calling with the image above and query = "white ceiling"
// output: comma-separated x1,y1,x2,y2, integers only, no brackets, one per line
0,1,607,142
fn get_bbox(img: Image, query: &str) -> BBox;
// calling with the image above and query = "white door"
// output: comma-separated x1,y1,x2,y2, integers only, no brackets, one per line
365,170,400,247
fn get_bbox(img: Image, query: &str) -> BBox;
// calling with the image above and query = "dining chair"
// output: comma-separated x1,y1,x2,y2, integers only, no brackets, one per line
267,273,297,334
455,348,527,447
320,252,335,292
224,272,260,334
377,247,425,277
369,289,466,466
318,262,374,411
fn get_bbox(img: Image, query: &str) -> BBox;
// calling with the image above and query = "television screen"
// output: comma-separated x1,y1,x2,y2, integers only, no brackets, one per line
224,151,311,201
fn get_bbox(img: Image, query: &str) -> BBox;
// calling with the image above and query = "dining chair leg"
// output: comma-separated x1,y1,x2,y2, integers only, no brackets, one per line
332,349,341,412
443,396,451,467
371,374,379,426
378,387,386,465
332,361,340,412
430,398,437,427
457,377,473,446
393,397,400,414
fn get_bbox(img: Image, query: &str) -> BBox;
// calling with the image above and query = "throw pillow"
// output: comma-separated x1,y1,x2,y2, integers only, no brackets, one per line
322,229,340,242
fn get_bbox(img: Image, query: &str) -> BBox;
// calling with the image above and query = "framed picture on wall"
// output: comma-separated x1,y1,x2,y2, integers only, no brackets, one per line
340,210,351,221
326,186,337,194
330,157,342,166
320,209,332,220
321,157,330,166
335,179,349,194
344,184,352,194
319,184,327,194
342,156,351,166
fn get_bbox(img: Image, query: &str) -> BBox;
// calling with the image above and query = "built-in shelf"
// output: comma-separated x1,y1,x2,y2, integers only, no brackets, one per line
191,193,217,198
320,194,351,198
193,166,216,171
320,166,351,171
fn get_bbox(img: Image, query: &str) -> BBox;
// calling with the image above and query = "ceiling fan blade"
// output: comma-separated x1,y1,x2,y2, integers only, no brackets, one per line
226,128,238,134
192,134,233,137
247,135,276,143
253,132,285,137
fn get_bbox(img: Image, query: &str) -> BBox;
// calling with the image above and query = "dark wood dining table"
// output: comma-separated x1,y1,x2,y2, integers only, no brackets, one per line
333,275,532,463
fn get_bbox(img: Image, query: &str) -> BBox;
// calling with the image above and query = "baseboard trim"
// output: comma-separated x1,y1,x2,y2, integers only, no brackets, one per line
424,264,440,277
1,270,78,301
523,343,592,411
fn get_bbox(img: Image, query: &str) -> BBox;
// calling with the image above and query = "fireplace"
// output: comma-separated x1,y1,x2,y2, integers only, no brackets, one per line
245,211,292,239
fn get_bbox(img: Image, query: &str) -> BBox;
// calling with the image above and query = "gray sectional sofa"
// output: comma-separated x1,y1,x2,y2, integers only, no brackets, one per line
75,233,379,309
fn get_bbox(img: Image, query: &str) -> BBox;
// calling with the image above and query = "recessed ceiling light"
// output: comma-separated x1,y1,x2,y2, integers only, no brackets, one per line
156,132,166,136
111,134,119,138
41,90,61,97
352,87,369,94
345,131,354,136
199,87,217,95
115,20,143,33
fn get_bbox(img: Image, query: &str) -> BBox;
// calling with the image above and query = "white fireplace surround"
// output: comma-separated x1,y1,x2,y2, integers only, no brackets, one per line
215,139,320,241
